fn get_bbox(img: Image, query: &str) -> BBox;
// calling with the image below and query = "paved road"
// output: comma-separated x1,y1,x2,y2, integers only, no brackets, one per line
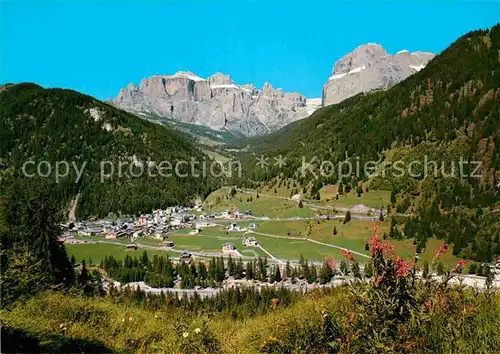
246,230,370,259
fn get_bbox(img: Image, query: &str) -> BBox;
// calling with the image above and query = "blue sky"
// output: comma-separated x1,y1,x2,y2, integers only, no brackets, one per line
1,1,498,99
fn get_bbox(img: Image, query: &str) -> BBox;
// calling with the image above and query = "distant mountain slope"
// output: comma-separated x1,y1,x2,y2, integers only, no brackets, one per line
239,25,500,262
112,71,321,137
0,83,218,218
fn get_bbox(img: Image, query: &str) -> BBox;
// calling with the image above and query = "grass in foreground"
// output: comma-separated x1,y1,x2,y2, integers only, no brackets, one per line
2,284,499,353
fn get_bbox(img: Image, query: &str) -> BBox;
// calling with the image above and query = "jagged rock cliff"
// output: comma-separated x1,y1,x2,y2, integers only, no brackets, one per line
322,44,434,106
113,71,319,136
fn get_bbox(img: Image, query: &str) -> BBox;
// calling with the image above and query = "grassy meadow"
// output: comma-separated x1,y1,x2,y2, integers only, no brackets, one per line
203,189,314,218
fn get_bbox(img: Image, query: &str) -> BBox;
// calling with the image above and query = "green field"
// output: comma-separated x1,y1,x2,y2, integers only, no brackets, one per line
306,219,385,252
316,185,391,210
167,234,235,253
66,243,176,264
257,180,390,210
255,220,310,237
249,218,465,267
253,219,384,255
391,238,461,269
203,188,314,218
253,234,362,262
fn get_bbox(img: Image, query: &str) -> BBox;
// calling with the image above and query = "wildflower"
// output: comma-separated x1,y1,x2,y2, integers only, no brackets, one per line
375,275,383,286
128,316,133,321
59,323,65,329
424,299,432,309
271,297,279,310
394,257,413,278
453,259,467,273
335,338,342,343
435,245,447,260
366,226,394,259
194,328,201,334
326,256,335,271
183,332,189,338
342,250,355,263
122,318,125,323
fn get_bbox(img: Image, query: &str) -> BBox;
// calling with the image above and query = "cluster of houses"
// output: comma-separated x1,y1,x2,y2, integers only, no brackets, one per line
59,206,202,243
58,206,262,259
59,207,258,242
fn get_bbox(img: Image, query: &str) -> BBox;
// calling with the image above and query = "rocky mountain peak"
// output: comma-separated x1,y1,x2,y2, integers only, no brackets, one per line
323,44,434,106
332,43,387,76
208,72,234,86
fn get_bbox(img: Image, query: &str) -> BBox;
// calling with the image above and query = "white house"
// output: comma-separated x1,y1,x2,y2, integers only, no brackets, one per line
243,236,258,247
228,223,246,232
196,222,217,228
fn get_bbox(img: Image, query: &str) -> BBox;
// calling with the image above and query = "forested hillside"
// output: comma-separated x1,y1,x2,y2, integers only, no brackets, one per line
0,83,218,220
235,25,500,262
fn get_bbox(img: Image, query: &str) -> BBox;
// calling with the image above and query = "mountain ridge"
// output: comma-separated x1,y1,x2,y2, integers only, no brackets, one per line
112,71,321,137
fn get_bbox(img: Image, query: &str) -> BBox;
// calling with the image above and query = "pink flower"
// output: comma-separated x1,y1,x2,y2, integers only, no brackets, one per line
453,259,467,273
435,245,447,260
366,233,394,259
375,275,383,286
424,299,432,309
326,256,335,271
394,257,413,278
335,338,342,343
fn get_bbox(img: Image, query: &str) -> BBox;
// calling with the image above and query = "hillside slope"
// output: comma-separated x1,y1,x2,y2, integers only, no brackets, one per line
0,83,218,219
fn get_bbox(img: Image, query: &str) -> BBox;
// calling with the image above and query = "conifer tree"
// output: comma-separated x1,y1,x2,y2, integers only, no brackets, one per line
274,266,282,283
343,210,351,224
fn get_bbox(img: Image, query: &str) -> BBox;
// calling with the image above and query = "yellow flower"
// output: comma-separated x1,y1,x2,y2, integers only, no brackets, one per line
183,332,189,338
194,328,201,334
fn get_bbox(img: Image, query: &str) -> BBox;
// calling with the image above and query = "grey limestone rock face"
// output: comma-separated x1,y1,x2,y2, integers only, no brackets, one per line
113,71,318,136
322,44,434,107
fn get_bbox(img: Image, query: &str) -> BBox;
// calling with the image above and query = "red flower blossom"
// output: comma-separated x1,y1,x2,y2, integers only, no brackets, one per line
375,275,383,286
335,338,342,343
366,233,394,259
424,299,432,309
394,256,413,278
435,245,447,260
453,259,467,273
342,250,355,263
